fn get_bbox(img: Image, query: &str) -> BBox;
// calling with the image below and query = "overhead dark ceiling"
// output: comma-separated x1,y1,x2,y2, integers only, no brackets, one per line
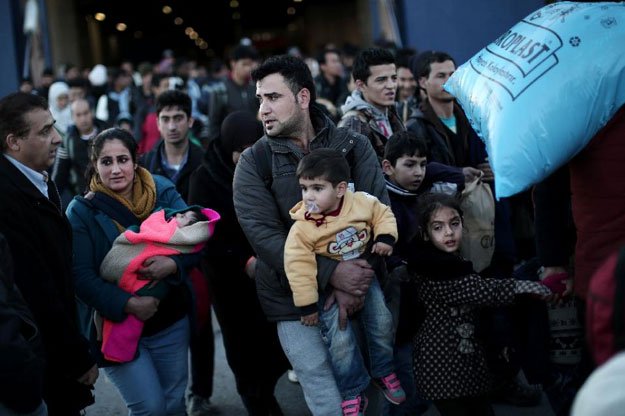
75,0,340,64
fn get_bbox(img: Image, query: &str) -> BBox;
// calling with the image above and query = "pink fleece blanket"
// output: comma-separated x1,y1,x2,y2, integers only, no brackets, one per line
99,208,219,362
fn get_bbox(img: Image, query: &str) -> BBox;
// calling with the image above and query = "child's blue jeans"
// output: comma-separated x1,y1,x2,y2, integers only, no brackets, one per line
318,277,395,400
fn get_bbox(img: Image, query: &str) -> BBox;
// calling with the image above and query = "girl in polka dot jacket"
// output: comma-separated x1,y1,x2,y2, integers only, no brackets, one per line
406,193,567,416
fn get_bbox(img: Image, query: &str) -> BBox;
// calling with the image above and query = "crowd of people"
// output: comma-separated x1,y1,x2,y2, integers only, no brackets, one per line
1,36,624,416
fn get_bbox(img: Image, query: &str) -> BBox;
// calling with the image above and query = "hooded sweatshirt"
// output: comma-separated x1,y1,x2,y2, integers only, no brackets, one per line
341,90,393,138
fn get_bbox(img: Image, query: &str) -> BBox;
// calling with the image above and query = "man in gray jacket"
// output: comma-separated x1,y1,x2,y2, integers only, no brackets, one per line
233,55,389,415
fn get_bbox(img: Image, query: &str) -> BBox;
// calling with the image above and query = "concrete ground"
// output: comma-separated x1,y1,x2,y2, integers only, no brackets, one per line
85,313,556,416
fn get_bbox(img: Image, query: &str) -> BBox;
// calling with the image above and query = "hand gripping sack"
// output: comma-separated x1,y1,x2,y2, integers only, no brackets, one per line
444,2,625,198
459,177,495,272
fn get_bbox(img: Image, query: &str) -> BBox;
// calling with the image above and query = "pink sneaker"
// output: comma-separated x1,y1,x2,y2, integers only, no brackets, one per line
341,394,368,416
373,372,406,405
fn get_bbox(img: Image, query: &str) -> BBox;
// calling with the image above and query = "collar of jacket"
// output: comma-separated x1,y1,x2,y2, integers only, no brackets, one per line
263,104,335,155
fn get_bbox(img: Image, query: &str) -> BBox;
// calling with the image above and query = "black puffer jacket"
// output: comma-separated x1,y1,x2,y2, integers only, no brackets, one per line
233,106,389,321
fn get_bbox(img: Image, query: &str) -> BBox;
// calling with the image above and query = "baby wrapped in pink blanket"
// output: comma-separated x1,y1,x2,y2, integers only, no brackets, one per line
99,206,220,362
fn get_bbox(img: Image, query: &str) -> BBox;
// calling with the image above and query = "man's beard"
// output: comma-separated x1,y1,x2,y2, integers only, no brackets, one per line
267,109,303,138
440,95,455,103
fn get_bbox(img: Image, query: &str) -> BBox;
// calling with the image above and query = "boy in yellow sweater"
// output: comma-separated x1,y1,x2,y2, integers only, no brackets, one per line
284,148,405,415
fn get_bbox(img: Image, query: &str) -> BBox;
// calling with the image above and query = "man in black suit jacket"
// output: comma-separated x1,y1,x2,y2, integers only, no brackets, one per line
0,92,98,416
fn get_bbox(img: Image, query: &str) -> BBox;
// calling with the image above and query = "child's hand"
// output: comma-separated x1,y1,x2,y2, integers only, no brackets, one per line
541,272,569,297
372,242,393,256
301,312,319,326
462,166,483,183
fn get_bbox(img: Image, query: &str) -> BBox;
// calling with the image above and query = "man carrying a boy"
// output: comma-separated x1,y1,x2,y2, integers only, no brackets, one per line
233,54,389,415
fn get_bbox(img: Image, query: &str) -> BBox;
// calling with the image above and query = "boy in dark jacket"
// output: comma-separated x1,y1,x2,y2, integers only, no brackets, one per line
382,130,468,415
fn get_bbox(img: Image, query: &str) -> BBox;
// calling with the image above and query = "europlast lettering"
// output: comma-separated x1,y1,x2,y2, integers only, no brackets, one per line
445,1,625,198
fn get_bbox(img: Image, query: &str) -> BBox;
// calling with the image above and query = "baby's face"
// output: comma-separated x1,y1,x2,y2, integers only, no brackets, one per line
175,211,198,228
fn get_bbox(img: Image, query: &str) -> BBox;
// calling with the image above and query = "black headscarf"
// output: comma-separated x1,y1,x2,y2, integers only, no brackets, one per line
220,110,264,156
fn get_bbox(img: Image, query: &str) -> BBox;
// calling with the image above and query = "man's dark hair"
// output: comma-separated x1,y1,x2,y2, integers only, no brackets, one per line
110,67,131,82
352,48,396,83
230,44,260,62
342,43,360,58
209,58,226,75
0,93,49,152
252,55,317,102
413,51,455,80
296,148,349,186
156,89,192,118
137,62,153,77
396,47,417,64
316,48,341,66
395,53,415,71
151,73,168,89
67,77,90,90
384,131,428,166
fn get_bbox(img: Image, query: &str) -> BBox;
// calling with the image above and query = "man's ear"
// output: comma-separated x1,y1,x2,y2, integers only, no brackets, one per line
5,134,20,152
418,76,427,90
355,79,366,92
381,159,394,176
336,181,348,197
297,88,311,109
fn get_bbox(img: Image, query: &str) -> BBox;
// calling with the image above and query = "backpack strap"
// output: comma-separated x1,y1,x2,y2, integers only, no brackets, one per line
251,138,274,189
334,127,357,176
613,246,625,351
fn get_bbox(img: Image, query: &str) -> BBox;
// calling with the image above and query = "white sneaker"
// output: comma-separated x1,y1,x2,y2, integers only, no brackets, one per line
287,369,299,383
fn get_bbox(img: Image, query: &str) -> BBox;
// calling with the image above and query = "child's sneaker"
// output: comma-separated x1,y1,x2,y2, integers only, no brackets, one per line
341,394,368,416
287,369,299,384
373,372,406,405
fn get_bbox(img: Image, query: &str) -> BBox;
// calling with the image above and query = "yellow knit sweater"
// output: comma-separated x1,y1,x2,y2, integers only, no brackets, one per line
284,190,397,308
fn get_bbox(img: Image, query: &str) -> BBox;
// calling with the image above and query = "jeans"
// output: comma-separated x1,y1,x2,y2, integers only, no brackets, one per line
104,317,190,416
277,320,342,416
319,278,395,400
